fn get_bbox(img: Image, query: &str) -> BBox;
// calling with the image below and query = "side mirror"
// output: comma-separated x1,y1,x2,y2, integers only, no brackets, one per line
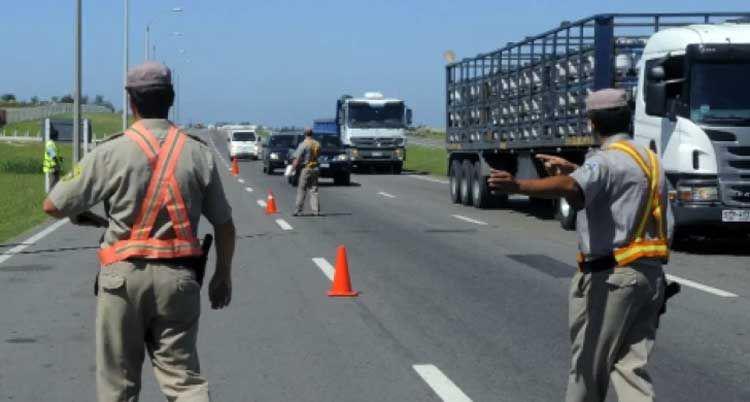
406,108,413,126
645,81,667,117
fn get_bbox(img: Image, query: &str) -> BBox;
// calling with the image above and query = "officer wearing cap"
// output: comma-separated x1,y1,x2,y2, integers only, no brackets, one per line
489,88,673,402
291,127,321,216
43,61,236,402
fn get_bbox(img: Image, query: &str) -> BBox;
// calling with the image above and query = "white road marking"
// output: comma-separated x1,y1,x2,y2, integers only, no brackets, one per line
245,187,254,193
312,257,335,281
377,191,396,199
238,178,245,184
666,274,738,298
275,219,293,231
257,199,267,208
451,215,488,226
413,364,473,402
408,174,449,185
0,219,69,265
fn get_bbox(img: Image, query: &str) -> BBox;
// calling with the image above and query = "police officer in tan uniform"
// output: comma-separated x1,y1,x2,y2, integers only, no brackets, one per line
291,128,321,216
43,61,236,402
489,88,673,402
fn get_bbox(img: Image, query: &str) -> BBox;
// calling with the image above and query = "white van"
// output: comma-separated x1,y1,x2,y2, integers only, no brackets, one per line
227,130,261,160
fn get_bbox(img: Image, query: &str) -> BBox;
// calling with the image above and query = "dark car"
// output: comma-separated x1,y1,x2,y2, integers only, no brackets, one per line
261,132,302,174
287,134,351,186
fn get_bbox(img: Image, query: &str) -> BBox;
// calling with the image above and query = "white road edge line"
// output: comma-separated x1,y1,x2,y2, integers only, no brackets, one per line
0,219,69,265
413,364,473,402
245,187,254,193
312,257,334,282
238,178,245,184
257,199,267,208
408,174,449,185
377,191,396,199
452,214,488,226
666,274,738,298
275,219,293,231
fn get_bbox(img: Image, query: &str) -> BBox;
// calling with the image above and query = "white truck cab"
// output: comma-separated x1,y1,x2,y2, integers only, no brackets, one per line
634,21,750,234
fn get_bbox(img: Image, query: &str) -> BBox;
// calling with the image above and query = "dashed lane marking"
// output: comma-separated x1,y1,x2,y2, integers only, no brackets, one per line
451,215,488,226
257,199,267,208
312,257,334,281
238,178,245,184
245,187,254,193
377,191,396,199
275,219,293,231
413,364,473,402
408,175,449,185
666,274,738,298
0,219,69,265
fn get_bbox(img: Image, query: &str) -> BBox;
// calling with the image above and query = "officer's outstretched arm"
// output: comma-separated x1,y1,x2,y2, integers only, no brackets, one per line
488,170,584,210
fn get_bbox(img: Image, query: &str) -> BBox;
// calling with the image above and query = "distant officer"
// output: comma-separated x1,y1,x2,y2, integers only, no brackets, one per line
292,128,321,216
43,131,63,188
42,61,236,402
489,88,673,402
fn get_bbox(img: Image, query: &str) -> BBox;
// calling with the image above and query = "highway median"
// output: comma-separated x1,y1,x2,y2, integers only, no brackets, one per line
404,144,447,177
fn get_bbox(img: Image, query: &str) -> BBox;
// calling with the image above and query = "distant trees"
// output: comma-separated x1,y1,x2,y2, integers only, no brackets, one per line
1,93,16,102
30,96,39,104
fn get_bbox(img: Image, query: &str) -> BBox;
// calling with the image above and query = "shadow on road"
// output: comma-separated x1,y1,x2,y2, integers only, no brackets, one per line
672,235,750,256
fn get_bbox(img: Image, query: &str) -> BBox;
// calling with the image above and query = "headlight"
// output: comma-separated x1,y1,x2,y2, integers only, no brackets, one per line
270,152,279,160
336,154,349,161
396,138,405,146
676,185,718,202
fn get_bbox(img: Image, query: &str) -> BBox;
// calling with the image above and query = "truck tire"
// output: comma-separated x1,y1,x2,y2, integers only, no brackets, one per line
472,161,491,209
392,162,403,175
555,197,576,230
450,160,462,204
460,160,473,206
334,173,351,186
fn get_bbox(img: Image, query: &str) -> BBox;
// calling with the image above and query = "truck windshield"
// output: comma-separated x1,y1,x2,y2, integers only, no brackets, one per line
232,132,256,141
269,136,295,147
690,63,750,125
348,102,405,129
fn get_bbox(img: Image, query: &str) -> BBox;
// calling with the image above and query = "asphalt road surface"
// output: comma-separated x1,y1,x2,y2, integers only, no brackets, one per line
1,129,748,401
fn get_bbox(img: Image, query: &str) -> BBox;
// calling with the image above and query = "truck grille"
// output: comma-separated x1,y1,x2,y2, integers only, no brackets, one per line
351,137,401,147
727,184,750,204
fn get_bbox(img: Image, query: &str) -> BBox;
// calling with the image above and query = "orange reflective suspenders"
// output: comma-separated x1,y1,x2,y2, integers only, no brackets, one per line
98,121,202,266
607,141,670,266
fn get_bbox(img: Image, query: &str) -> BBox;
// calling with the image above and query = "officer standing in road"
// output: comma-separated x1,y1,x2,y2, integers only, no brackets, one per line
42,61,236,402
43,131,63,189
488,88,673,402
292,127,321,216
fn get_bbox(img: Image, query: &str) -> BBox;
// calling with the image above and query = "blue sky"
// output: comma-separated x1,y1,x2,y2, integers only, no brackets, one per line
1,1,749,128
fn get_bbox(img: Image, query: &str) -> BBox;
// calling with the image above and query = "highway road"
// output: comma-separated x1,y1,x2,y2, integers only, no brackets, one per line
1,128,749,401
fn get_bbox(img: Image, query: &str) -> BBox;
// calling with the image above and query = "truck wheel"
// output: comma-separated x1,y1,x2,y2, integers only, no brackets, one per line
471,161,490,209
334,173,351,186
393,162,403,175
460,160,473,206
555,197,576,230
450,160,462,204
265,166,273,175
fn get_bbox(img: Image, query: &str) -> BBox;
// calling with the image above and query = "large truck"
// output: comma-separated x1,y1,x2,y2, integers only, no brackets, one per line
445,13,750,236
333,92,412,173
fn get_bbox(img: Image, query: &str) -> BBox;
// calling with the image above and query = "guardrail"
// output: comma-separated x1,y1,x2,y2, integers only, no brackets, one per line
0,104,111,124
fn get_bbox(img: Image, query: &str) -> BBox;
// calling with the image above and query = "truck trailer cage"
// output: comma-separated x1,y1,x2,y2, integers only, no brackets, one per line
445,13,750,151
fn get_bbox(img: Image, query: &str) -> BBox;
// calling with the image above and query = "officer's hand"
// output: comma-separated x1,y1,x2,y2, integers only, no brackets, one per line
209,274,232,309
535,154,578,176
488,170,519,193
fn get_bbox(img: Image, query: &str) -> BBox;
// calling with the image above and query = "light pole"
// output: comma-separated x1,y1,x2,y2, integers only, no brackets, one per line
73,0,82,163
145,7,182,61
123,0,129,131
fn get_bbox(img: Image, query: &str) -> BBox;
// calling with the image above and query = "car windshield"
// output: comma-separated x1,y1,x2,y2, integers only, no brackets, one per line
268,136,295,148
314,135,342,148
690,62,750,125
348,102,405,129
232,131,256,141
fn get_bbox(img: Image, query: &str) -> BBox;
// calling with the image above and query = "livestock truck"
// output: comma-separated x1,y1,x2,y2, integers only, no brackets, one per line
445,13,750,237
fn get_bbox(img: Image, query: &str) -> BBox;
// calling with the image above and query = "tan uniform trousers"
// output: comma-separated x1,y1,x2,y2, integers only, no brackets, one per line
295,167,320,214
96,261,210,402
566,263,665,402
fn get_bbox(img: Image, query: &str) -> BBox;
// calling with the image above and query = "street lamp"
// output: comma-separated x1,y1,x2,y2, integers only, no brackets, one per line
145,7,183,60
73,0,82,163
123,0,129,131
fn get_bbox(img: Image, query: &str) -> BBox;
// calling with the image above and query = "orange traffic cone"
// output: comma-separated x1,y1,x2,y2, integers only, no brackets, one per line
231,157,240,176
265,190,278,214
328,245,359,297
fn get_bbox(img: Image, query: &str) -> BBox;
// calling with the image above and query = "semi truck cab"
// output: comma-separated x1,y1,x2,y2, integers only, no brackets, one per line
634,22,750,234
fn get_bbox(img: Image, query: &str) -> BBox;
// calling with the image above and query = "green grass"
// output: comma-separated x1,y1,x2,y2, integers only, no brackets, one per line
0,142,73,243
410,127,445,141
405,144,447,177
1,112,129,139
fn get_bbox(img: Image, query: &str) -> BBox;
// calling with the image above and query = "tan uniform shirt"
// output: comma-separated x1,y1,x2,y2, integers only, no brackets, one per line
293,138,321,169
569,134,674,258
49,119,232,249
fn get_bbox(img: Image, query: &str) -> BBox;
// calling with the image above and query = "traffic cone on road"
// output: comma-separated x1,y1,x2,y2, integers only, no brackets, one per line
328,245,359,297
231,157,240,176
265,190,278,214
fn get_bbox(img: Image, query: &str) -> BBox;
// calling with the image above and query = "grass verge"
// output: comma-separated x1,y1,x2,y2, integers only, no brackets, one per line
405,144,447,177
1,112,129,139
0,142,73,243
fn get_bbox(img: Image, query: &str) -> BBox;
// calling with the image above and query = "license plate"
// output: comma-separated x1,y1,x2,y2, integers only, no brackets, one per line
722,210,750,222
371,152,383,157
320,163,330,168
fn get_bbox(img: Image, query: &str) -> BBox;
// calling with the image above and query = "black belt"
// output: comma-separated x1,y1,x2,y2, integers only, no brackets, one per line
578,254,618,273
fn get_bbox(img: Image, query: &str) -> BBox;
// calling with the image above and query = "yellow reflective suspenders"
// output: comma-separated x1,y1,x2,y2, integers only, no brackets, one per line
607,141,669,266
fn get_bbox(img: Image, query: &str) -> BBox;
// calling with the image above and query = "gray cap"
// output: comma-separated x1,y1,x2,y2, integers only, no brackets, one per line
585,88,628,112
126,61,172,89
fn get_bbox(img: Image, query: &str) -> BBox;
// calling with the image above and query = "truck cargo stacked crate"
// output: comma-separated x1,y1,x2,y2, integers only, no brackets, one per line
446,13,750,235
